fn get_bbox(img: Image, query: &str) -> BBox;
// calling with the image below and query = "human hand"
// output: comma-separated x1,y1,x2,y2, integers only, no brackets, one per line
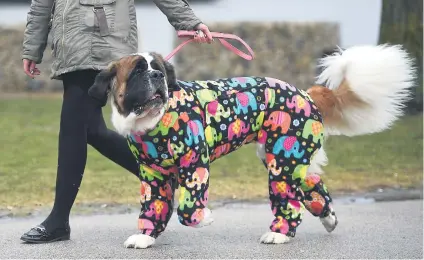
194,23,213,44
23,59,41,78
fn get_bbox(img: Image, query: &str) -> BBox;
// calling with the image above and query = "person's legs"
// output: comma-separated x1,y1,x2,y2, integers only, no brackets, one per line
86,95,138,175
21,70,138,243
21,71,93,243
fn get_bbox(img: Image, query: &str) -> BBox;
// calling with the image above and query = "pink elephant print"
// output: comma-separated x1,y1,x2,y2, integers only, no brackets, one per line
270,180,296,199
286,95,311,117
179,149,200,168
185,208,205,226
138,218,155,235
257,129,268,144
200,189,209,207
265,77,297,92
144,199,169,222
271,216,289,234
228,118,250,141
263,111,291,134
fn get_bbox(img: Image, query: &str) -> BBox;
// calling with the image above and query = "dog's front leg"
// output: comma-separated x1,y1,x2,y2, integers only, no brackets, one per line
176,148,214,228
124,167,175,249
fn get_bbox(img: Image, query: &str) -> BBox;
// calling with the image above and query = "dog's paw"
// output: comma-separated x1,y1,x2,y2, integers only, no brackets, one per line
259,232,290,244
193,208,214,228
124,234,155,249
320,211,338,233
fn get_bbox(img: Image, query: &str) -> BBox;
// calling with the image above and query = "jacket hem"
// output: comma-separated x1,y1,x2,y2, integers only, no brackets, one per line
50,65,108,80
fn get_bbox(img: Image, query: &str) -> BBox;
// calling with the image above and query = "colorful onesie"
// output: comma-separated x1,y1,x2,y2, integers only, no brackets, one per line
127,76,333,239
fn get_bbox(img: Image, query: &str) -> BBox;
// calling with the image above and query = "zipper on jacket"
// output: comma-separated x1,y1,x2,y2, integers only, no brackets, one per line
61,0,70,62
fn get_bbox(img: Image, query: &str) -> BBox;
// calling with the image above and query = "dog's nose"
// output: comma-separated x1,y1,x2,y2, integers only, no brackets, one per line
149,70,164,79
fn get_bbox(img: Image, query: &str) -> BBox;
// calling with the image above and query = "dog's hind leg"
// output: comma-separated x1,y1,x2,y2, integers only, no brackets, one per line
259,138,310,244
301,173,338,232
299,148,338,232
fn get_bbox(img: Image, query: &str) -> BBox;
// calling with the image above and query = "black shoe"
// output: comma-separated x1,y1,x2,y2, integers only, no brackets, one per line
20,223,71,244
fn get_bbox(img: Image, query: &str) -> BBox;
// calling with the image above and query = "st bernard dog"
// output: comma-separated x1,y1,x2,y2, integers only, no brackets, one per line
88,45,415,249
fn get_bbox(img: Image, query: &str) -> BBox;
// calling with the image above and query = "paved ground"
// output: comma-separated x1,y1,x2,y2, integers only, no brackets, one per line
0,200,422,259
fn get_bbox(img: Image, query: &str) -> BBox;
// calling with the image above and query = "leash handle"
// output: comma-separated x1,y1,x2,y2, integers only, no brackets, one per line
165,30,255,61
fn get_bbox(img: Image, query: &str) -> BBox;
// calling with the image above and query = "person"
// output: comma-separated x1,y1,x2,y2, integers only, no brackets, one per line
20,0,212,244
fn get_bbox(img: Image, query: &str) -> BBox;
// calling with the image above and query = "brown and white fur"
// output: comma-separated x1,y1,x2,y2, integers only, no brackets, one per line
88,44,415,248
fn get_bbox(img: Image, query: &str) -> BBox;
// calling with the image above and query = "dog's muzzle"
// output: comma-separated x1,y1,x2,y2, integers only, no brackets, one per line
130,71,167,116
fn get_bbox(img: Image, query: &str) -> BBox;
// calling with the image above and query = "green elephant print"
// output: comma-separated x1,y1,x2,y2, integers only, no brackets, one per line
196,89,219,107
205,100,232,124
302,119,324,143
178,187,196,211
140,164,163,181
170,141,185,156
252,111,265,131
148,111,179,136
292,164,308,184
205,125,223,147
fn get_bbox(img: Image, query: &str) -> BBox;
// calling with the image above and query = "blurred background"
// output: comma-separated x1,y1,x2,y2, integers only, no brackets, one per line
0,0,422,216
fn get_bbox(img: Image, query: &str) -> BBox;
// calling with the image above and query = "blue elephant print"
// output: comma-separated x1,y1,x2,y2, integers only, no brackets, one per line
177,80,194,87
272,136,304,159
234,92,257,115
128,135,158,159
228,77,258,88
184,120,205,146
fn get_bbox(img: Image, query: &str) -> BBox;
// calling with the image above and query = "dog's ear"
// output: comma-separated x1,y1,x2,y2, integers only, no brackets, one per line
88,64,117,107
164,60,180,91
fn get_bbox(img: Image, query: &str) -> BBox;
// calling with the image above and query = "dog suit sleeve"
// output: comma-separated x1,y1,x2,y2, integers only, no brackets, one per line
152,0,203,30
137,164,176,239
173,117,211,227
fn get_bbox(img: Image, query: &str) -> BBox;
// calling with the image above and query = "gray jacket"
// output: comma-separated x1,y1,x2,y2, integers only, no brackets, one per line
22,0,203,80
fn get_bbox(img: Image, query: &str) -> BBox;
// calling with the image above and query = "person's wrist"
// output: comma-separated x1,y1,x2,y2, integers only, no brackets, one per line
194,22,203,30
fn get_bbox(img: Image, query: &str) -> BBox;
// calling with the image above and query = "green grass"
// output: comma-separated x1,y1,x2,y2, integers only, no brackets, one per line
0,96,422,211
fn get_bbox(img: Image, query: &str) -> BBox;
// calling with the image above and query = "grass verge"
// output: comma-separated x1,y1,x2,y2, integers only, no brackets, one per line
0,97,422,212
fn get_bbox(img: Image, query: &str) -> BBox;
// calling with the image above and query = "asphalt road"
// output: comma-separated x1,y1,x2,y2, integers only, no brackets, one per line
0,200,422,259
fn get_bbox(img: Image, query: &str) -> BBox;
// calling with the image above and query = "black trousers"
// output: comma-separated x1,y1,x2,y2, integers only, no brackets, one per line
43,70,138,230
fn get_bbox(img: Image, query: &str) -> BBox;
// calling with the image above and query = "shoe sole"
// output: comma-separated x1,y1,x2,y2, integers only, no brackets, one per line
21,234,70,244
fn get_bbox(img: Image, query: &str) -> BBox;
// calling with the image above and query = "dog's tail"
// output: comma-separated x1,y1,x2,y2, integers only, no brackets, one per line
308,44,416,137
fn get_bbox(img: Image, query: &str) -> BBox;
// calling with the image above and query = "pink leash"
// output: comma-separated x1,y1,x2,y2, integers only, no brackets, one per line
164,30,255,61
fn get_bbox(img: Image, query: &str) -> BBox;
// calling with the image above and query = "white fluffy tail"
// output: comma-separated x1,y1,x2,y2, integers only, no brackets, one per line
308,44,416,137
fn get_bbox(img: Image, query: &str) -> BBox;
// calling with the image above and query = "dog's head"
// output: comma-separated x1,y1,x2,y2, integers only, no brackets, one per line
88,52,180,136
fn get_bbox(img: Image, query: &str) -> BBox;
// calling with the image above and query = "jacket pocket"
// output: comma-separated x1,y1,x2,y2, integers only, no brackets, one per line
79,0,121,36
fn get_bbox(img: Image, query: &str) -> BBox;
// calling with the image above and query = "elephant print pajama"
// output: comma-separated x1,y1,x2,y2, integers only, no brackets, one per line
127,76,333,239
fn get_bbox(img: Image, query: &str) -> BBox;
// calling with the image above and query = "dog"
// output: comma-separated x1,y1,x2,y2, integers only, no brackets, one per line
88,44,415,249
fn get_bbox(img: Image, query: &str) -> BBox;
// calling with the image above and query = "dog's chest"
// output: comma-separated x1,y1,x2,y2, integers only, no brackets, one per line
127,132,179,176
